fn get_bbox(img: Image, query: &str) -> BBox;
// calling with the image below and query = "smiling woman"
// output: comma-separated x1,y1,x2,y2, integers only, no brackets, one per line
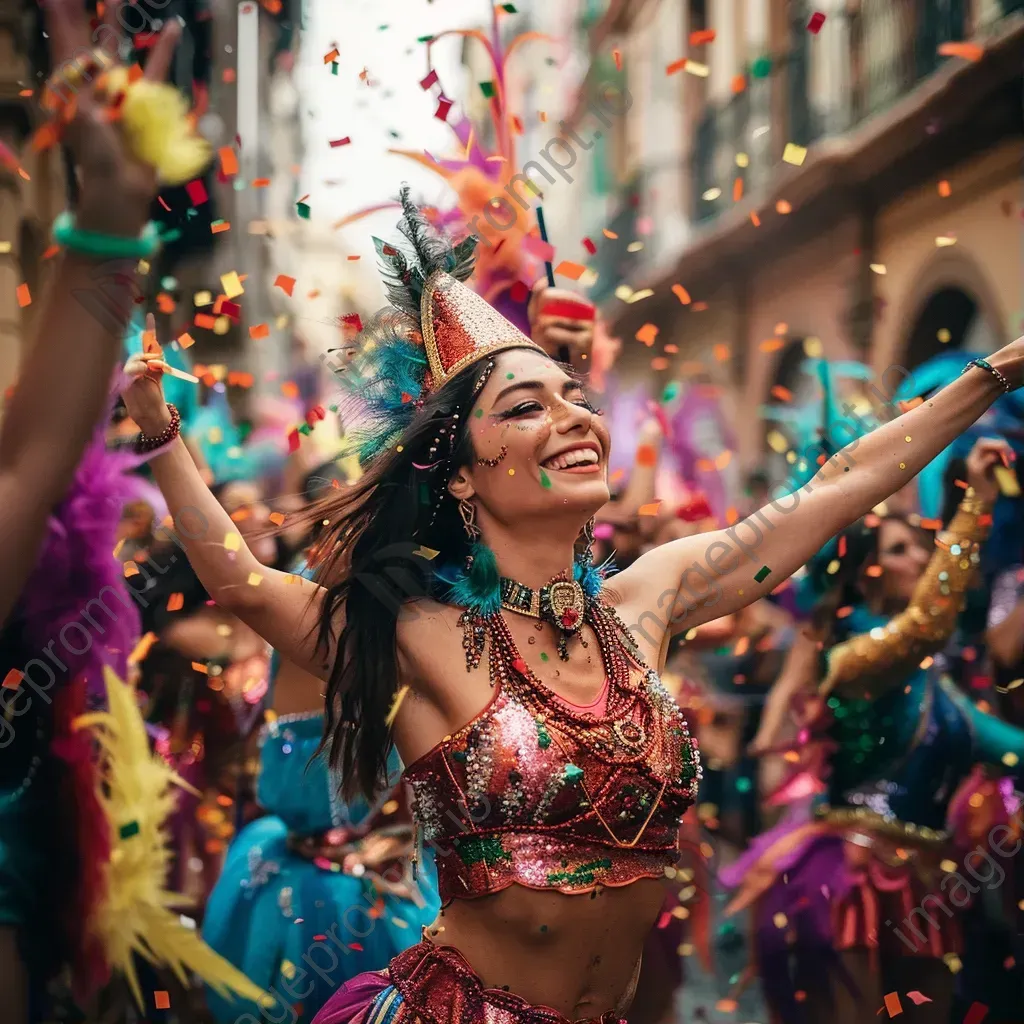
120,185,1024,1024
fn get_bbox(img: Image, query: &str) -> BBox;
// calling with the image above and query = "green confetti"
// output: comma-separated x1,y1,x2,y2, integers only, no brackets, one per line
501,2,518,11
506,372,515,379
540,652,549,662
474,408,484,418
735,777,752,793
540,468,552,489
751,56,772,79
160,276,178,290
417,34,435,42
754,565,772,583
331,61,339,76
564,764,584,784
661,381,680,403
479,81,495,99
119,820,140,840
296,202,311,220
329,404,338,413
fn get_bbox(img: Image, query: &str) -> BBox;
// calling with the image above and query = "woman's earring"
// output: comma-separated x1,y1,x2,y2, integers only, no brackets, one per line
475,445,507,468
459,498,480,541
578,516,596,563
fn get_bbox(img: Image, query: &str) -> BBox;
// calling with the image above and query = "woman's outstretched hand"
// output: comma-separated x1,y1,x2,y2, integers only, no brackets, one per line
123,315,172,434
528,281,596,366
965,436,1014,505
44,0,181,237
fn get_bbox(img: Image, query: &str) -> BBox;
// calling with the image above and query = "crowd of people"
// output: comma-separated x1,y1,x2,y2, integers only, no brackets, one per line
2,2,1024,1023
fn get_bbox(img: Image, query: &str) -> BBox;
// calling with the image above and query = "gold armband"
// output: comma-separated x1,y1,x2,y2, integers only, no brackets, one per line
821,490,990,698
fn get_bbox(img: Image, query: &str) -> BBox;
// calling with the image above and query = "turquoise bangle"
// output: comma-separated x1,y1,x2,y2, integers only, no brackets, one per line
52,211,162,261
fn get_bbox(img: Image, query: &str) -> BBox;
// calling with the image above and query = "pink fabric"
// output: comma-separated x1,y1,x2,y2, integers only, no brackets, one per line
312,971,390,1024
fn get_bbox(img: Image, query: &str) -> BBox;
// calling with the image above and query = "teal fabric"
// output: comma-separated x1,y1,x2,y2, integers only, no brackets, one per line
202,716,437,1023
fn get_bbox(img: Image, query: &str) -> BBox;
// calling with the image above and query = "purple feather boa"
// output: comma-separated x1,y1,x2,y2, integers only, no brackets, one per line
17,418,160,703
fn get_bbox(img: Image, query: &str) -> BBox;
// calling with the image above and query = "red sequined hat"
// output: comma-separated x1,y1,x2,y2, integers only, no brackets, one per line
420,270,544,393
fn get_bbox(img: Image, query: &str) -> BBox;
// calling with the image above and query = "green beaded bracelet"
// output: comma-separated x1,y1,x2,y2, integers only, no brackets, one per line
52,211,162,261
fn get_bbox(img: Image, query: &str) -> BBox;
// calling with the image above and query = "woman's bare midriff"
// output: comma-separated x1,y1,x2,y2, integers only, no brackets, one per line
424,878,667,1020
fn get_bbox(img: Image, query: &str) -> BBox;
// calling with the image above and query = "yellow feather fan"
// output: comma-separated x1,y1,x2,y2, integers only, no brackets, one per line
75,667,270,1011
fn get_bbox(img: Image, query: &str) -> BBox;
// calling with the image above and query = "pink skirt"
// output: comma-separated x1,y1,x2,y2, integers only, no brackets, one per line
312,940,627,1024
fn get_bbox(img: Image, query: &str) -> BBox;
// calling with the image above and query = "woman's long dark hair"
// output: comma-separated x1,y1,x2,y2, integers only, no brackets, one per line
311,360,491,799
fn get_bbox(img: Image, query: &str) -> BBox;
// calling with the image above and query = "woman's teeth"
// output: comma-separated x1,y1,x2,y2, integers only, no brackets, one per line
542,449,599,470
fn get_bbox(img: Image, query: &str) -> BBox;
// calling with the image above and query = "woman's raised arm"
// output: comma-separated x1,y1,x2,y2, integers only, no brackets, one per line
615,344,1024,656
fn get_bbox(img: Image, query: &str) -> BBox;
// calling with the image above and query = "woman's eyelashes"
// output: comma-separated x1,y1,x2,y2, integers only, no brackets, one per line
495,394,594,420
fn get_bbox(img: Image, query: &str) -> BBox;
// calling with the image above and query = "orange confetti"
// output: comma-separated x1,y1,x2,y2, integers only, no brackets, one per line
177,332,196,349
346,255,361,261
730,74,746,94
938,41,983,61
194,313,217,329
636,444,657,467
919,518,942,531
218,146,239,176
651,357,670,371
538,111,548,123
274,274,296,296
776,199,792,214
636,323,659,346
690,29,716,45
638,502,662,516
16,283,30,308
324,48,340,64
155,992,170,1011
249,323,270,340
691,301,708,312
725,507,739,525
128,632,159,665
2,669,23,690
865,564,883,578
750,210,761,227
771,386,793,402
252,177,271,187
666,58,687,76
269,512,286,526
664,344,678,354
191,661,208,674
167,593,184,612
733,177,743,201
222,68,236,84
554,260,586,281
211,221,231,234
759,338,785,353
672,284,691,305
123,561,139,578
612,48,622,71
714,1000,737,1014
156,292,176,314
41,244,59,260
883,992,902,1017
602,229,618,239
938,179,951,197
281,381,300,399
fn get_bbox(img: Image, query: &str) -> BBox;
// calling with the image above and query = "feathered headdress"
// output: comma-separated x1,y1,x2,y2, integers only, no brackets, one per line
334,187,543,464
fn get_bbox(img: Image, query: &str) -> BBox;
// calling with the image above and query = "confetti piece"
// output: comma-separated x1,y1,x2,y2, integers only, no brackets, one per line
783,142,807,166
684,61,710,77
733,177,743,201
252,177,271,188
218,146,239,176
224,532,241,552
247,572,263,587
666,58,687,75
194,313,217,330
167,593,184,612
554,260,586,281
612,48,622,71
2,669,22,690
414,546,440,560
385,684,410,727
329,137,352,148
939,41,983,62
248,323,269,340
870,263,887,274
211,220,231,234
540,468,552,489
713,343,730,361
419,69,439,90
750,210,761,226
636,323,659,346
16,283,30,307
755,565,772,583
690,29,715,45
128,632,159,665
582,237,597,255
154,991,170,1010
759,338,785,353
638,501,662,516
272,274,296,298
435,97,453,121
627,288,654,302
672,284,692,305
807,11,826,33
938,179,951,196
186,179,208,206
268,511,286,527
323,47,340,64
771,385,793,401
296,202,311,219
963,1003,988,1024
479,80,495,99
123,561,139,578
221,271,244,298
776,199,792,214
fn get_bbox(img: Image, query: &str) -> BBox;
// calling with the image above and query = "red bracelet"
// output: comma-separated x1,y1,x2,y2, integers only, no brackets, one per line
133,404,181,454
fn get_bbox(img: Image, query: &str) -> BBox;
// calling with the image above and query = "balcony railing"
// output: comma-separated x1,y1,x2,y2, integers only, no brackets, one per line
691,0,999,225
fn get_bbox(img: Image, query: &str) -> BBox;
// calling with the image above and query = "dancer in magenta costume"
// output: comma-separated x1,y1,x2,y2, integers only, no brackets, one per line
120,188,1024,1023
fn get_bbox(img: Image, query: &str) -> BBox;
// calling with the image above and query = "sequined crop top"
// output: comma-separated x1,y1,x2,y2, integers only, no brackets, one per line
405,603,701,904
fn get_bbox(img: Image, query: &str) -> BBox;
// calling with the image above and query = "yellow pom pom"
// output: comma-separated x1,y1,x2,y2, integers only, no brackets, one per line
118,77,211,185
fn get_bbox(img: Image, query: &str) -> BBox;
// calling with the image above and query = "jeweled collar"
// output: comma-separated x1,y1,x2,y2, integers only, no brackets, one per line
499,570,588,660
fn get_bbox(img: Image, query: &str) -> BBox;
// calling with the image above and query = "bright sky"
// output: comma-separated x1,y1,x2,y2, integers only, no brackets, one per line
297,0,489,254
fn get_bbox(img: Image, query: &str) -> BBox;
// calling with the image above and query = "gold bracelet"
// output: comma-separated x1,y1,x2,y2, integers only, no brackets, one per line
960,487,991,518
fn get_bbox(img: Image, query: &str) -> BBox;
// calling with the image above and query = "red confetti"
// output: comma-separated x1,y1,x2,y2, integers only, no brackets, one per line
341,312,363,331
220,300,242,320
287,428,300,453
2,669,22,690
154,991,170,1010
906,993,932,1006
274,274,296,296
329,137,351,148
963,1004,988,1024
509,281,529,303
185,179,208,205
419,69,438,90
807,11,826,33
157,195,171,211
434,97,453,121
582,237,597,255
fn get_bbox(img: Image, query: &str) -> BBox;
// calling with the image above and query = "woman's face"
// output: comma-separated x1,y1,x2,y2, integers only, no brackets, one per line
452,349,611,528
218,481,278,566
872,518,931,604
